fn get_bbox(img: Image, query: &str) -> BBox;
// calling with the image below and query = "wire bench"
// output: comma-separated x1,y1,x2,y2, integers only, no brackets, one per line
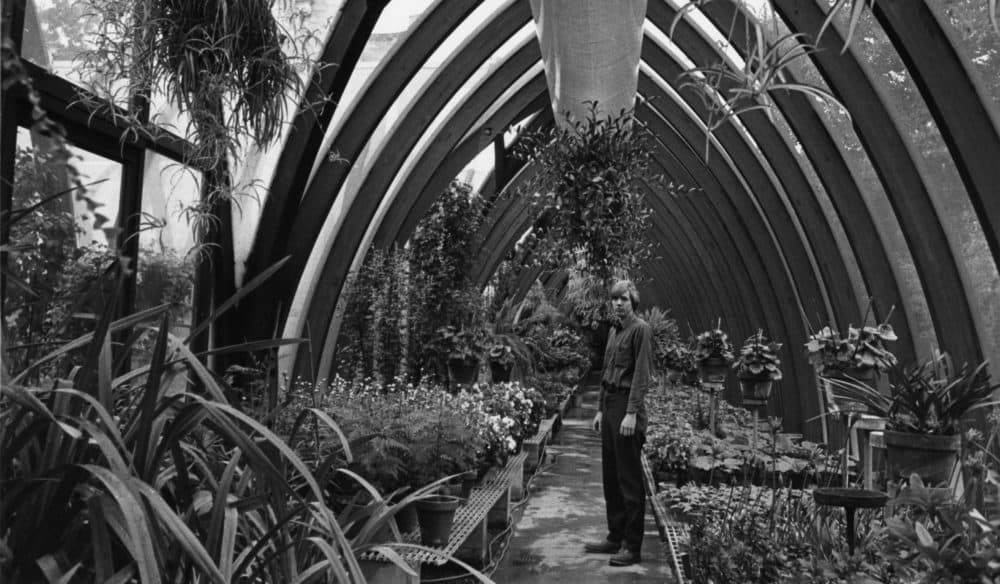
641,453,689,584
359,452,529,582
523,415,558,472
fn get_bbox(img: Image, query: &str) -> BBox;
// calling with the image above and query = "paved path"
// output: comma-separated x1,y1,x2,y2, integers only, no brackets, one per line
489,389,675,583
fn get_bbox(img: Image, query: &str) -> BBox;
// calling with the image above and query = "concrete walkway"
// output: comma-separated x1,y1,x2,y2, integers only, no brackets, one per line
489,389,675,583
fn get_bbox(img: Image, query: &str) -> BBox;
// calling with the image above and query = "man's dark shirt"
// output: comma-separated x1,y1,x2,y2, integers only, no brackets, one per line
600,313,653,432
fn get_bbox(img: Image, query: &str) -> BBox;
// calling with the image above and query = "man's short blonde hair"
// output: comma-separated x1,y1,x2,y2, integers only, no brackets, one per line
609,279,640,310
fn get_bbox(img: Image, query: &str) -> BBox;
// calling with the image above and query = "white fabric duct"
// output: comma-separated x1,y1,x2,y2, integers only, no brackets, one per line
529,0,647,127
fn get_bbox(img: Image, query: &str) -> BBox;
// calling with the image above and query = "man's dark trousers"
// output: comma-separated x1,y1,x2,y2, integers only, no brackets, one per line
600,390,645,554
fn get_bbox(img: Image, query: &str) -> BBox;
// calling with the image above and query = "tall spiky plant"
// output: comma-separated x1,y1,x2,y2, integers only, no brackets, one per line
1,255,497,582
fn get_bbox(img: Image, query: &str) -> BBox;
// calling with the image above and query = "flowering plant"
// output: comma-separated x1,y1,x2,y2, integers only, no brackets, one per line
804,323,897,376
732,330,783,381
693,328,735,364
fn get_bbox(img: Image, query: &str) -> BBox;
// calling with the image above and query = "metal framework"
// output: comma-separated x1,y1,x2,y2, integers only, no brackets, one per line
4,0,999,438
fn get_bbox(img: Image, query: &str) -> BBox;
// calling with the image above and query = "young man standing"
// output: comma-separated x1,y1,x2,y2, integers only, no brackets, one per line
584,279,652,566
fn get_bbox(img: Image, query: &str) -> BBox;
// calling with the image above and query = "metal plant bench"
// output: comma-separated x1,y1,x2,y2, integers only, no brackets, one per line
360,452,529,583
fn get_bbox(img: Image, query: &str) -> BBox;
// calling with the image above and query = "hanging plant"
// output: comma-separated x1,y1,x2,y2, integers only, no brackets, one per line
511,102,662,284
74,0,322,252
676,30,847,161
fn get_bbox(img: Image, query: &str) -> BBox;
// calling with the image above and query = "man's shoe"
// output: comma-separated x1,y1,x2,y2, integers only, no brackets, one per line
609,549,641,566
583,539,621,554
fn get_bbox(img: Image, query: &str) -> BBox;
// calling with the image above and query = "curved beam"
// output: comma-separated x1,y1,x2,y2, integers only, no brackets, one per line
300,9,540,375
239,0,495,341
634,96,816,436
698,0,916,364
648,1,858,332
772,0,981,365
873,2,1000,265
246,0,390,269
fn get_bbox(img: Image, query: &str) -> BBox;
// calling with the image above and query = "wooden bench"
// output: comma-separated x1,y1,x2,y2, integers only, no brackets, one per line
360,452,529,583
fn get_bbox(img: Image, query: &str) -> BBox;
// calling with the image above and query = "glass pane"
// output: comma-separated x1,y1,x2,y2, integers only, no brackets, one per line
21,0,98,85
4,127,122,380
928,0,1000,114
135,152,199,311
130,153,200,368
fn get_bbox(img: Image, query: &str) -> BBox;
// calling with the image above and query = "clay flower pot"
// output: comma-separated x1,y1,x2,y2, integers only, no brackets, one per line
415,495,461,547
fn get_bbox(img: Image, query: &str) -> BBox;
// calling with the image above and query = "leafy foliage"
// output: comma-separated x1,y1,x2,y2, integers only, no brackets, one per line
693,326,735,363
408,180,488,378
561,268,613,330
676,29,847,161
511,103,660,284
805,323,898,376
72,0,322,255
829,355,1000,435
337,181,488,382
639,306,680,374
878,474,1000,583
732,330,783,381
337,246,427,383
0,272,366,582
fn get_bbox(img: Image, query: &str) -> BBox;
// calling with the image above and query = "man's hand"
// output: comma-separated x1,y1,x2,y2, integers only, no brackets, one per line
620,412,637,437
593,411,602,433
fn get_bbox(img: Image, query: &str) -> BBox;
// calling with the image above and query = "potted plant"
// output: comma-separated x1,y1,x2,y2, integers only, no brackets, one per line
432,325,488,387
661,343,689,384
486,333,533,382
406,395,484,545
693,326,735,384
828,354,1000,486
732,330,783,404
640,307,680,380
805,323,898,380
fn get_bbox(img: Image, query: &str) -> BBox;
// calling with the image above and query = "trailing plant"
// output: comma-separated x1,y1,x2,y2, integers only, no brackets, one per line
510,103,660,284
73,0,324,254
733,330,783,381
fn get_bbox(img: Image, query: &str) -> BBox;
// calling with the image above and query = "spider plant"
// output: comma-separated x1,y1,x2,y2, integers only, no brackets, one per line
677,30,846,160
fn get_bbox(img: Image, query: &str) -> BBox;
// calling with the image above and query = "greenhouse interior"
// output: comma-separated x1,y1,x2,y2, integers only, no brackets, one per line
3,0,1000,582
